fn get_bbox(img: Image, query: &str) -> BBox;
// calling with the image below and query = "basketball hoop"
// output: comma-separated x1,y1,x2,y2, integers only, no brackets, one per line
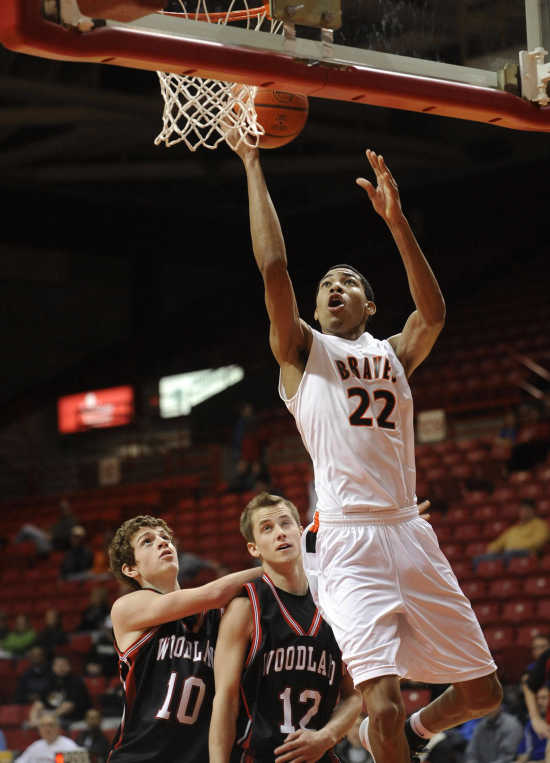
154,1,283,150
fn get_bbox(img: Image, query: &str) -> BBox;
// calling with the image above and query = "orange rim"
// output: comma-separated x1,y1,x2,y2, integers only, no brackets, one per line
161,3,270,22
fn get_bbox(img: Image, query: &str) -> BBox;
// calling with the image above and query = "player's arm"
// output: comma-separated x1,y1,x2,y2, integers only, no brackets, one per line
209,597,253,762
111,566,261,635
274,669,361,763
231,142,311,373
356,149,445,377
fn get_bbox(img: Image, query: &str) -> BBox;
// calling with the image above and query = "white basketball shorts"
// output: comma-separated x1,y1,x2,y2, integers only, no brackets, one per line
301,509,497,687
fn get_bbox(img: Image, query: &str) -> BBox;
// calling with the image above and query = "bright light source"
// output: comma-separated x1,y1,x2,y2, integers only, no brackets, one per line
159,365,244,418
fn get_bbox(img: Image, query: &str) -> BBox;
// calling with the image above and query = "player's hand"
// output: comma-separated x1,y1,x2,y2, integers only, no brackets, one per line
418,499,431,523
532,717,550,738
274,728,331,762
356,149,403,226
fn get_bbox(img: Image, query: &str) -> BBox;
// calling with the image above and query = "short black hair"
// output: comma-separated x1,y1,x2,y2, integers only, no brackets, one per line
317,264,375,303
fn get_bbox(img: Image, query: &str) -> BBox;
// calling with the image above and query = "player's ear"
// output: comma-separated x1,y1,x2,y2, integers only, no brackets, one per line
365,300,376,318
121,562,139,580
247,541,261,560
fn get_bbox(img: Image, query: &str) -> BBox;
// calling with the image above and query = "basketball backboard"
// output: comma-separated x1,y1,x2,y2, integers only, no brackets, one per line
1,0,550,131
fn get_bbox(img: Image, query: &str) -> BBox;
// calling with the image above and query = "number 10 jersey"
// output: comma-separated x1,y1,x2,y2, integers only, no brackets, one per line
279,328,417,517
108,608,220,763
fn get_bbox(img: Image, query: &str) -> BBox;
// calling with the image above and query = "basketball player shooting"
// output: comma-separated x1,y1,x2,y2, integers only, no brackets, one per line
231,141,502,763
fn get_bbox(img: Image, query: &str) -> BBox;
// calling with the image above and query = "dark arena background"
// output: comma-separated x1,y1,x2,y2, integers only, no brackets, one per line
0,0,550,760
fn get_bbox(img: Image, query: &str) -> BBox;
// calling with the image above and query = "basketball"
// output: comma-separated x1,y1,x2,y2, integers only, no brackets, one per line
254,89,309,149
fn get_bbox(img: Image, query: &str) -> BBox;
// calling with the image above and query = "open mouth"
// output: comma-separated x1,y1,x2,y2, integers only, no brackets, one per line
277,543,292,551
328,295,344,311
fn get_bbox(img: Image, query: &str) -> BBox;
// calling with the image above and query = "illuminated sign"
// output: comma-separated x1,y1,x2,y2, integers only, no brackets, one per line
58,386,134,433
159,365,244,418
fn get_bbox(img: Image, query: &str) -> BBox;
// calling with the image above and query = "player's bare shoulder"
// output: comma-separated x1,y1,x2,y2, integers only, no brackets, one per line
111,589,159,651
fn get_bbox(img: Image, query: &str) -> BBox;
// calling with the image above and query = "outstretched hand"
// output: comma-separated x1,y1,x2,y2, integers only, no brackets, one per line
356,149,403,226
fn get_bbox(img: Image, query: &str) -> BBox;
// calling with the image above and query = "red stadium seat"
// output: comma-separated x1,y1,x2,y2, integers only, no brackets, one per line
450,560,477,581
401,688,431,715
487,578,522,599
482,519,509,539
464,542,487,558
484,626,516,651
507,555,540,576
4,727,37,753
476,559,505,579
501,600,536,624
441,544,465,563
0,704,29,727
535,599,550,620
461,580,487,602
473,602,501,626
476,505,498,521
454,524,481,542
524,575,550,598
517,624,548,647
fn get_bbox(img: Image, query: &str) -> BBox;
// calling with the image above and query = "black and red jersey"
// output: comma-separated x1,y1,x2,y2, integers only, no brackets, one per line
231,574,343,763
108,608,220,763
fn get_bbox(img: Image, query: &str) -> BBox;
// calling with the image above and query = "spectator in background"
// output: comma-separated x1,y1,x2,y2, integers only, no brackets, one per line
516,686,549,763
0,728,6,751
464,706,523,763
77,588,110,632
75,708,111,763
16,499,77,557
60,525,94,580
474,501,550,569
29,654,91,727
17,711,80,763
177,549,228,587
35,609,67,659
85,619,117,678
15,645,53,705
89,530,114,581
523,639,550,742
1,613,36,657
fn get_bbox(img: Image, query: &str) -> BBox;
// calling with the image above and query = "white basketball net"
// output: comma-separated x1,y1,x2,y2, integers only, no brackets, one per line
155,1,283,151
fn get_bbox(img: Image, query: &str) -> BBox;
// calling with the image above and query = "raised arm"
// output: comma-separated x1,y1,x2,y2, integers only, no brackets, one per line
273,669,361,763
356,149,446,377
111,566,261,646
233,143,311,383
209,596,252,762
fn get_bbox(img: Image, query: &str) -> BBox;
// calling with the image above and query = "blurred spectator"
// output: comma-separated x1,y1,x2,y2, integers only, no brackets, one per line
525,635,550,678
516,686,549,762
16,499,77,556
524,641,550,739
0,728,5,751
231,402,258,464
474,501,550,569
77,588,110,632
36,609,68,659
17,711,80,762
228,458,271,494
15,645,54,705
336,714,372,762
425,728,467,763
497,410,518,447
60,525,94,580
29,655,91,727
86,620,117,678
89,530,114,581
74,708,111,763
1,613,36,656
178,550,228,587
464,706,522,763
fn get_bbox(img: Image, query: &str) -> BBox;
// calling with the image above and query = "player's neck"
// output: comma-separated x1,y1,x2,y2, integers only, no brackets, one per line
323,324,366,340
140,574,180,594
264,562,309,596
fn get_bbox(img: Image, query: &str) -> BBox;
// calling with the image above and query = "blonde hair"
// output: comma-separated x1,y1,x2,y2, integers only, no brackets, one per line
240,492,301,543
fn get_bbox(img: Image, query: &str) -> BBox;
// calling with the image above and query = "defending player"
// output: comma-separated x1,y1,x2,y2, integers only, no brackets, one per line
209,492,361,762
231,141,502,763
107,514,262,762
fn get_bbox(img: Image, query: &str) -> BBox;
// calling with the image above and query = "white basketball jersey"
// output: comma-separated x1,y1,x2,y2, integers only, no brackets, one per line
279,328,417,517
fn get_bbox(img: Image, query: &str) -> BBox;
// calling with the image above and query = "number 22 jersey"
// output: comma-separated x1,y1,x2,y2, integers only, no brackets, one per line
280,328,416,517
232,574,343,763
108,606,220,763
